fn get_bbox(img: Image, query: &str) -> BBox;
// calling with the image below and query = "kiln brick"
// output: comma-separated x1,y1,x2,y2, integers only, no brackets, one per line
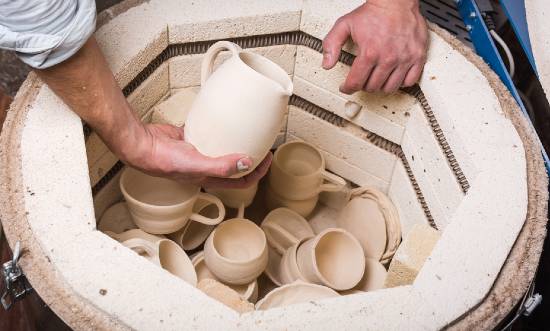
293,76,405,144
127,63,170,119
388,162,429,236
385,223,440,288
198,279,254,314
151,88,197,127
294,46,415,128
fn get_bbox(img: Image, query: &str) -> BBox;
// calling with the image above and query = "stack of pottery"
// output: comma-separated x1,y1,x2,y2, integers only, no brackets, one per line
97,40,403,311
266,141,347,217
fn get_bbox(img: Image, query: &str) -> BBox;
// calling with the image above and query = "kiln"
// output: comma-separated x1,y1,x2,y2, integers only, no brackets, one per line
0,0,547,330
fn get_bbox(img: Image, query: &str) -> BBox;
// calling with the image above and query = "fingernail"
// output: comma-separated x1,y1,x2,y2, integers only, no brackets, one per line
322,52,332,68
237,158,250,172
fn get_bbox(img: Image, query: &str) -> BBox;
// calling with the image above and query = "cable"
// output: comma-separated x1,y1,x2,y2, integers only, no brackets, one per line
490,29,515,78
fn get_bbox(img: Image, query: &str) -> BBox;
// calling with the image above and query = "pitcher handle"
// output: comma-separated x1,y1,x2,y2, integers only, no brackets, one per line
319,171,347,193
189,193,225,225
201,41,242,85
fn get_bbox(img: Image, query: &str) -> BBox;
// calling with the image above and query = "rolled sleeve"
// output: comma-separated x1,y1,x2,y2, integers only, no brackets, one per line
0,0,96,69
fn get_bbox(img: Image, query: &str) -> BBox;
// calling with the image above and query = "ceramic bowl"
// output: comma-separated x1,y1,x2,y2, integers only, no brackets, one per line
192,251,258,303
354,257,387,292
97,202,137,234
264,245,283,286
204,218,268,285
255,281,339,310
296,228,365,291
104,228,165,243
261,207,314,255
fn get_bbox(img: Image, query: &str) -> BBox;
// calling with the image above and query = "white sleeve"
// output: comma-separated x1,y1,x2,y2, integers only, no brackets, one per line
0,0,96,69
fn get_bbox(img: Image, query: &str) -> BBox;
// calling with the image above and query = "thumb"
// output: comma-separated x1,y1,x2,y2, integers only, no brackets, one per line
195,152,253,178
322,18,350,70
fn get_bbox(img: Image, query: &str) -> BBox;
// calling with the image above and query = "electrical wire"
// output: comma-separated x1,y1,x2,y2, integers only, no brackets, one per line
490,29,515,78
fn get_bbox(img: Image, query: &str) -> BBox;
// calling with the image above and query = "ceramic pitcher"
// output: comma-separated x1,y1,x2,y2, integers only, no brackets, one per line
184,41,293,177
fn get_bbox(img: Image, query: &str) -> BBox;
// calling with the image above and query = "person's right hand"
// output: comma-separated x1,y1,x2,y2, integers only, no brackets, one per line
119,122,272,189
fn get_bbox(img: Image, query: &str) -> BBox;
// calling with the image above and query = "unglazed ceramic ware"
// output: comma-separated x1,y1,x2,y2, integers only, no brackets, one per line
261,208,314,255
269,141,346,200
184,41,293,177
255,281,339,310
97,202,137,234
279,238,308,285
191,251,258,303
204,218,268,285
121,238,197,286
265,186,319,218
353,257,387,292
296,228,365,291
308,204,339,235
119,167,225,234
347,187,402,264
336,197,387,260
167,199,219,250
206,182,258,209
264,245,283,287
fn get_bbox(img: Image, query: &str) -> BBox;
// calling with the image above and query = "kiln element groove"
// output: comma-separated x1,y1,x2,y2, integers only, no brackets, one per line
403,86,471,193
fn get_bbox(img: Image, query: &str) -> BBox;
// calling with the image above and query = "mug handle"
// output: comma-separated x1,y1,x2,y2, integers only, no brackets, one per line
262,222,299,254
318,171,347,193
121,238,160,265
201,41,242,85
189,193,225,225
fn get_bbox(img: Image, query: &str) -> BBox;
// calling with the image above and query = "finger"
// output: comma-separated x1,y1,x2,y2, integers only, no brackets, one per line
187,152,253,178
364,62,396,92
322,17,350,70
381,64,411,93
339,51,375,94
202,153,273,189
402,62,425,87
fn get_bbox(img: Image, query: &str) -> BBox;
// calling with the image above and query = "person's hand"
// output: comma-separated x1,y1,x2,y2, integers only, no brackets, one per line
322,0,429,94
120,122,272,189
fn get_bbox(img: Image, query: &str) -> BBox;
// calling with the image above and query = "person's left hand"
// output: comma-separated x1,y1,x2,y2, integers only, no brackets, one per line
322,0,429,94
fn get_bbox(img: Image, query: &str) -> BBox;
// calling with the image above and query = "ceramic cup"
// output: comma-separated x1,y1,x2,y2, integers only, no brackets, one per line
279,238,308,285
265,186,319,218
120,167,225,234
168,199,219,250
296,228,365,291
206,182,258,209
121,238,198,286
264,245,283,287
269,141,346,200
204,218,268,285
98,202,137,234
261,208,314,255
191,251,258,303
255,280,339,310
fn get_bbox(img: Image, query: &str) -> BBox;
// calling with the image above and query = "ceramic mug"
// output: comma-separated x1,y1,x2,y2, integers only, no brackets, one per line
167,199,219,250
296,228,365,291
119,167,225,234
269,141,346,200
204,218,268,285
261,208,314,255
122,238,198,286
255,281,339,310
184,41,293,177
265,186,319,218
191,251,258,303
